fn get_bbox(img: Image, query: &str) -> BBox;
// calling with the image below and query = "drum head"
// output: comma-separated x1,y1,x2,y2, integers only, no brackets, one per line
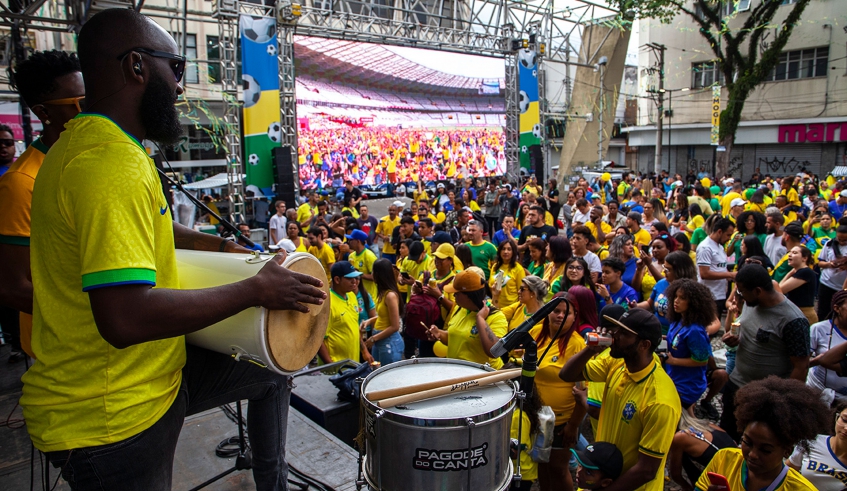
266,252,330,372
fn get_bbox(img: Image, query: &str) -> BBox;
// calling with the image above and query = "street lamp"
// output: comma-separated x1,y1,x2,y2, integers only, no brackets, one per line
596,56,608,167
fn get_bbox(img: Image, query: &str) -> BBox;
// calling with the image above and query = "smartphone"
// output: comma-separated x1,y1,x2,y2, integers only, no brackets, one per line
641,244,651,255
401,271,411,279
707,472,730,490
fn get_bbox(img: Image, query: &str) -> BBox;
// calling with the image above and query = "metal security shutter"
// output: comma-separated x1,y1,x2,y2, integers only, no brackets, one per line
754,144,822,176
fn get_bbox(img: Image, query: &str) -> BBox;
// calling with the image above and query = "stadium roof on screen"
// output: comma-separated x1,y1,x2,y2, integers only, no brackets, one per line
295,36,504,92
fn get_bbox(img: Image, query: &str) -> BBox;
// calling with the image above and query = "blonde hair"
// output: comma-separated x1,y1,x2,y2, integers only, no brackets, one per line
522,275,550,300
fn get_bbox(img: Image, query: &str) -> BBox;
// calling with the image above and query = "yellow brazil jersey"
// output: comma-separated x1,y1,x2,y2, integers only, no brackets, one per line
446,305,507,369
745,201,767,214
510,409,538,481
297,202,316,232
0,138,48,358
720,192,741,217
536,332,586,425
426,270,456,321
21,114,184,453
694,448,815,491
309,242,335,281
586,221,612,245
399,254,434,301
583,356,681,491
349,248,377,299
489,263,526,307
782,187,801,207
326,290,361,363
586,348,611,435
293,236,309,252
376,215,401,254
414,189,429,204
632,227,652,248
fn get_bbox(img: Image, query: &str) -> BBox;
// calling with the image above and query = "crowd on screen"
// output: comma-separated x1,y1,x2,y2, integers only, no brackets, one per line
296,126,506,189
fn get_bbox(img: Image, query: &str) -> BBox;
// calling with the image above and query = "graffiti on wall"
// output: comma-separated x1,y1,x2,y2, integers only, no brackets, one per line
727,156,743,177
687,159,712,175
758,156,810,174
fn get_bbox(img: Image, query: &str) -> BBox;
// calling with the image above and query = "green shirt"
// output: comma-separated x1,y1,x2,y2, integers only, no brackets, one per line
466,241,498,280
812,227,836,248
691,226,708,247
527,260,546,278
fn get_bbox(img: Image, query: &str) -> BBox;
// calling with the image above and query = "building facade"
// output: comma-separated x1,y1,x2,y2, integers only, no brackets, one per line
625,0,847,181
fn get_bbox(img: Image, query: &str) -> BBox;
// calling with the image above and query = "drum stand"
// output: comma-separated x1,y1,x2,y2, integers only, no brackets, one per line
188,400,252,491
510,336,538,491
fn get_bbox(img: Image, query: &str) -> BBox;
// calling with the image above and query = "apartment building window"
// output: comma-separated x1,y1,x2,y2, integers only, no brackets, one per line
691,61,723,89
766,47,828,82
185,34,198,84
205,35,241,84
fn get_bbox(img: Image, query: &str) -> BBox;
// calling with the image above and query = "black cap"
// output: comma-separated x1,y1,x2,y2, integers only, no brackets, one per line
603,307,662,348
783,222,804,239
331,261,363,279
432,231,452,245
409,241,425,261
599,304,626,329
571,442,624,479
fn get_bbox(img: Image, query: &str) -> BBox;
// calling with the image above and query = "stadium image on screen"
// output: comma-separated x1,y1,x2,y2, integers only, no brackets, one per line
294,36,506,191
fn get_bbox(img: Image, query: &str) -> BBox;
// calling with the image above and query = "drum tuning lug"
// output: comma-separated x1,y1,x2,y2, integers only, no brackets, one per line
375,409,385,419
515,391,526,401
465,417,476,428
245,251,275,264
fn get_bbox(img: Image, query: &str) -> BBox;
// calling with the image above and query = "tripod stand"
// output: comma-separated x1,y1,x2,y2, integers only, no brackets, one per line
189,400,252,491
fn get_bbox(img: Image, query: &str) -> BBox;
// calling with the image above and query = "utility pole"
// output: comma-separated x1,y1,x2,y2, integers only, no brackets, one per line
650,43,666,176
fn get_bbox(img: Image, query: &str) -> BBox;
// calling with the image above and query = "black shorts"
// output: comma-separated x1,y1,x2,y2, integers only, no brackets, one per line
551,423,567,449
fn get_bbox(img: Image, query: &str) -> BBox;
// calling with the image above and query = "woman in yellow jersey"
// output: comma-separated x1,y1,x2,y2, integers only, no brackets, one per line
395,239,411,298
543,236,571,292
694,377,827,491
490,239,527,307
684,204,706,239
533,292,586,491
426,269,508,369
362,259,405,365
511,384,543,490
286,221,310,252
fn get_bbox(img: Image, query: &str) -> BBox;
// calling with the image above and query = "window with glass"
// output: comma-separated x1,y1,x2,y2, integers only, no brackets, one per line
184,34,198,84
205,35,241,84
766,47,828,82
691,61,723,89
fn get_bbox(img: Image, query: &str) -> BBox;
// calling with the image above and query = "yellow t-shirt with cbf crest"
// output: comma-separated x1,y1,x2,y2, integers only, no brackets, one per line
22,114,184,452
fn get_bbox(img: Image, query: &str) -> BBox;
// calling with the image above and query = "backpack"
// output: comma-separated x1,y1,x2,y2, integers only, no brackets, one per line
404,274,440,340
529,405,556,463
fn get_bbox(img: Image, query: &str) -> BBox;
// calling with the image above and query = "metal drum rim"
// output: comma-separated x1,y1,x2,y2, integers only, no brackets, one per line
361,455,514,491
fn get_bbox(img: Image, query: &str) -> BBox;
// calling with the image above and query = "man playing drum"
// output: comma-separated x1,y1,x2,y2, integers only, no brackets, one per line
21,9,326,491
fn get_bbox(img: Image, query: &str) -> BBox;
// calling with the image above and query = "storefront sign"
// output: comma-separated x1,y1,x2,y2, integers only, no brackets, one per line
778,122,847,144
710,86,721,145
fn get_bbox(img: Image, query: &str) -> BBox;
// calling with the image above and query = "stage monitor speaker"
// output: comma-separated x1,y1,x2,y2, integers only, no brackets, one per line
272,145,297,208
529,144,544,184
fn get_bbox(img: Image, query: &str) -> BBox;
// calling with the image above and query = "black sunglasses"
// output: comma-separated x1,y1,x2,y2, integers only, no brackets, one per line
117,47,186,83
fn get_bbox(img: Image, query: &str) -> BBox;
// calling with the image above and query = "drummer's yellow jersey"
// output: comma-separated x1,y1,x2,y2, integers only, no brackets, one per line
21,114,184,452
445,304,507,369
326,290,361,363
510,409,538,481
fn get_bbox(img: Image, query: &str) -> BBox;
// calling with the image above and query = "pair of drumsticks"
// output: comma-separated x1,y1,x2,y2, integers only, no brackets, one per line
366,368,521,408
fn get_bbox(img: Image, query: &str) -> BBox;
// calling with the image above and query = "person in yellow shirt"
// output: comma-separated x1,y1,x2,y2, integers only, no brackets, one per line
561,308,681,491
426,269,508,369
511,386,541,490
397,241,434,302
318,262,372,365
489,240,527,307
626,212,653,248
0,49,85,361
695,377,827,491
346,229,377,299
297,191,319,232
20,10,328,488
376,204,401,262
308,228,335,281
720,181,743,217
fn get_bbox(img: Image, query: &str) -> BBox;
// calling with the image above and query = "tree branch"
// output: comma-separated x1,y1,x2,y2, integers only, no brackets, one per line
676,2,726,68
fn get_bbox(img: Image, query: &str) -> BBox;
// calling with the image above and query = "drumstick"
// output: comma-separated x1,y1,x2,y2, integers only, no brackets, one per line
366,368,520,401
377,369,520,408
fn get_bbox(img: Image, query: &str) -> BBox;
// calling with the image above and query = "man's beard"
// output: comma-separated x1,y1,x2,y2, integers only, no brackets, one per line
140,70,183,145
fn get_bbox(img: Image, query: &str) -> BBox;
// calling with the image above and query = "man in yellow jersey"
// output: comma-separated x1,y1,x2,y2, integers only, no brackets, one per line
561,308,681,491
0,50,84,362
318,262,372,365
22,10,326,490
297,190,319,232
376,203,401,262
626,212,652,248
307,228,335,281
346,229,377,299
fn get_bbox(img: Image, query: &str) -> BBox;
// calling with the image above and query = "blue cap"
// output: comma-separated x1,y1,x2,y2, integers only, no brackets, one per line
345,229,369,242
432,231,452,244
331,261,363,279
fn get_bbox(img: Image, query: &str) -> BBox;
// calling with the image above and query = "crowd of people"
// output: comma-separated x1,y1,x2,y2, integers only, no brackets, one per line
263,168,847,490
297,126,506,189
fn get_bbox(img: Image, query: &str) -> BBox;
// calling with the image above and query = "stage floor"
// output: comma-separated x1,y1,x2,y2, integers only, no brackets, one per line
0,344,359,491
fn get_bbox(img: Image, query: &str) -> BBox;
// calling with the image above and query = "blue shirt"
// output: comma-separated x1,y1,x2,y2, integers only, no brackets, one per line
621,257,640,295
357,290,376,325
829,199,847,220
598,282,638,311
650,279,671,333
492,228,520,247
665,321,712,406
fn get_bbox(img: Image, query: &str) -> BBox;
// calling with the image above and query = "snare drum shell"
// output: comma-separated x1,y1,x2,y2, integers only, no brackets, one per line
361,359,515,491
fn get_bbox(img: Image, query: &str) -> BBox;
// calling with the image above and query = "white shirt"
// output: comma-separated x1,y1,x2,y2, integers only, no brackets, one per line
269,213,287,243
808,319,847,397
820,242,847,291
572,209,590,226
764,233,787,268
696,236,729,301
789,434,847,490
575,251,602,275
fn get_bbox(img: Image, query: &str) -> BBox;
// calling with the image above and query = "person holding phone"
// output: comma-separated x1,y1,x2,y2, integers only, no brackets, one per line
694,376,827,491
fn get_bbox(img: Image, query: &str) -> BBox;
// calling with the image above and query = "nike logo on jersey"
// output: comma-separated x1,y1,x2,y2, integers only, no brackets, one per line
160,206,168,215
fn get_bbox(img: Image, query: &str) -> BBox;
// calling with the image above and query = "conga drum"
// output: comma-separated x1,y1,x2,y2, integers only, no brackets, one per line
177,250,330,375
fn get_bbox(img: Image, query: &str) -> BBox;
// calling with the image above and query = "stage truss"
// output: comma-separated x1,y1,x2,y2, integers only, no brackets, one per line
0,0,620,222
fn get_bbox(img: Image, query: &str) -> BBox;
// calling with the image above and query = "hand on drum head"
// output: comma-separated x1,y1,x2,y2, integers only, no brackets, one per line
255,254,326,313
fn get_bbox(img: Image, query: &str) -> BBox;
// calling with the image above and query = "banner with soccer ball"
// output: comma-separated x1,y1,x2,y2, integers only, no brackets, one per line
517,48,541,172
240,14,281,196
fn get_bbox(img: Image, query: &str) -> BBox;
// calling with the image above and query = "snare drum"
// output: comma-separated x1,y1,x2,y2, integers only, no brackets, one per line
361,358,516,491
177,250,330,375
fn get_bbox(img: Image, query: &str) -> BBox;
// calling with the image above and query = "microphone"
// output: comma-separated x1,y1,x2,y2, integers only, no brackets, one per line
490,296,564,357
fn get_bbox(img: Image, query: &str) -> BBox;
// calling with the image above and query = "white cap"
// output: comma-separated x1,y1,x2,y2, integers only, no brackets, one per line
671,180,684,189
840,190,847,198
276,239,297,253
724,178,735,184
730,198,746,208
392,200,406,208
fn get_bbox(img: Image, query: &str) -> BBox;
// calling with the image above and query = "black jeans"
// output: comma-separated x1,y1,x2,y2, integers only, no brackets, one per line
818,284,838,322
0,305,21,351
719,379,741,443
47,344,292,491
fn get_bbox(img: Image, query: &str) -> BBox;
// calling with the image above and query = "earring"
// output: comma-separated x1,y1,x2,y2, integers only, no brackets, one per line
44,120,51,125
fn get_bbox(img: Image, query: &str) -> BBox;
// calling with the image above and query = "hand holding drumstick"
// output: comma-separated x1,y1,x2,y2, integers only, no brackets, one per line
426,322,447,344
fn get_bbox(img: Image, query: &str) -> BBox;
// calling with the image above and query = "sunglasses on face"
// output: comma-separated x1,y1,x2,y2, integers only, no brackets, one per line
117,47,186,83
37,96,85,113
0,139,15,147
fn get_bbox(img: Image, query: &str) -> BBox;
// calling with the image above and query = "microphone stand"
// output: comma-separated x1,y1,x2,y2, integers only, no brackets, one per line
510,333,538,491
156,168,257,249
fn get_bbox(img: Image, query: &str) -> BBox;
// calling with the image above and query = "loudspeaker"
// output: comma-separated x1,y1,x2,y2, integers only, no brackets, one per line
272,145,297,208
529,144,544,183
